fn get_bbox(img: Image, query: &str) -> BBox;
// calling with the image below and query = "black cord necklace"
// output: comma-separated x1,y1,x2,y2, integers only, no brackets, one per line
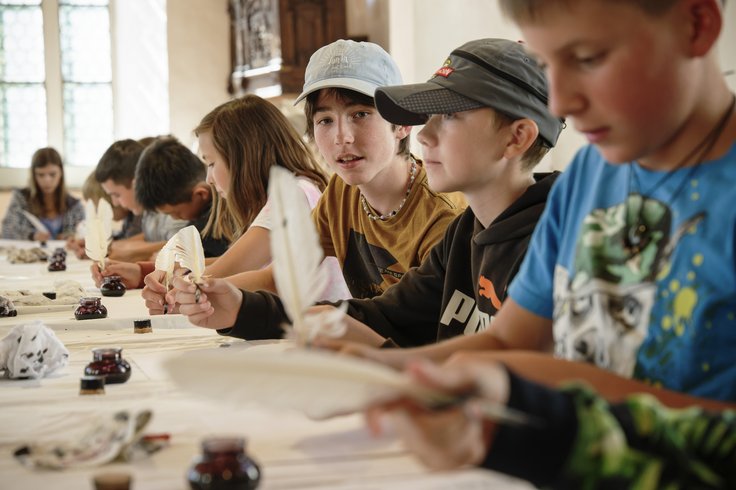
625,93,736,254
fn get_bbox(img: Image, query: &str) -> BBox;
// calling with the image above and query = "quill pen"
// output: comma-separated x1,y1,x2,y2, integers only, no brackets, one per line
154,234,177,291
172,225,206,301
20,210,51,235
83,199,113,272
165,347,538,426
268,167,334,344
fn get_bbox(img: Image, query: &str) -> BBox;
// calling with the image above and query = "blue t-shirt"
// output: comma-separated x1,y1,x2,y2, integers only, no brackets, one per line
509,143,736,401
40,215,63,238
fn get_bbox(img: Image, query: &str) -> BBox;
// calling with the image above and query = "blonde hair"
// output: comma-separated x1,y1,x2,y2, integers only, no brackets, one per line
81,172,111,205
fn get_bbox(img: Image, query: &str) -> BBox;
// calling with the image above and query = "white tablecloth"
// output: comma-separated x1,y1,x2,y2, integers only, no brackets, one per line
0,240,533,490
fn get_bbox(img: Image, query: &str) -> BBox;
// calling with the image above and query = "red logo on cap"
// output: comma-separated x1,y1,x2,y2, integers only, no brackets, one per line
434,66,454,78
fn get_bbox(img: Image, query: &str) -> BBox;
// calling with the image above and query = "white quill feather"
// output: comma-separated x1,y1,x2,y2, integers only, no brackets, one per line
83,199,114,271
20,210,51,235
172,225,205,284
268,167,334,344
154,233,178,290
165,346,536,425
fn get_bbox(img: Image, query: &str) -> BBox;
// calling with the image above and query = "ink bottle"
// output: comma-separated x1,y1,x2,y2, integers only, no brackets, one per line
84,348,131,384
74,297,108,320
100,275,126,297
187,437,261,489
133,319,152,334
47,258,66,271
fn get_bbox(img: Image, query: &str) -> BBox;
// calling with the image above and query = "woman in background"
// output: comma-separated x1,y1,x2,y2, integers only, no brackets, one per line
1,147,84,241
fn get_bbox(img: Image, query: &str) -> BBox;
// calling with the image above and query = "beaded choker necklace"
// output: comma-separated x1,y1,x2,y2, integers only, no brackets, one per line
360,157,418,221
625,93,736,254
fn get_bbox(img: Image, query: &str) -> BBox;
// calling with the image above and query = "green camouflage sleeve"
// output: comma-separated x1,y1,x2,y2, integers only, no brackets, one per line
561,386,736,489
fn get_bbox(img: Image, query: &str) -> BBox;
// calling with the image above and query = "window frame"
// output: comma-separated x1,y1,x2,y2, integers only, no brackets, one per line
0,0,114,189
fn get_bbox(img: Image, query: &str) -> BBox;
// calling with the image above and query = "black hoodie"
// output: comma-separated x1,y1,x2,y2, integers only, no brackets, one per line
342,171,559,346
222,172,559,344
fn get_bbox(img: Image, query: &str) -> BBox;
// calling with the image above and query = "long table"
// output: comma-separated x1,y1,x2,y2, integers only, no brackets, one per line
0,240,533,489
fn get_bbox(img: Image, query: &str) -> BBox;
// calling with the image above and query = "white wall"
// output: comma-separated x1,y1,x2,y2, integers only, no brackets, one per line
167,0,231,147
113,0,169,141
347,0,390,49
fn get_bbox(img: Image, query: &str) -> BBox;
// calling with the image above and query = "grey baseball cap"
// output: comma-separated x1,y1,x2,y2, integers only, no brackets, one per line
294,39,403,104
374,38,564,147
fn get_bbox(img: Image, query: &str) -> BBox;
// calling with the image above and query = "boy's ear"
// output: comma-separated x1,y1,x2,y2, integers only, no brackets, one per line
394,125,412,140
682,0,722,57
192,183,211,202
504,119,539,160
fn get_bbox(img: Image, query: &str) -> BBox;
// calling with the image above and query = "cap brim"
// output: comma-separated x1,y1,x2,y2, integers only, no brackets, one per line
375,82,485,126
293,77,380,105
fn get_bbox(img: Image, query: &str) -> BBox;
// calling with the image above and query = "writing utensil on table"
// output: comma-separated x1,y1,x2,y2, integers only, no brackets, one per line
20,210,51,235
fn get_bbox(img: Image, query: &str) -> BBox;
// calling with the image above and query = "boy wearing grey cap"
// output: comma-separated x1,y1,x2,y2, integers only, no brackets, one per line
172,40,462,339
297,39,462,300
327,38,563,347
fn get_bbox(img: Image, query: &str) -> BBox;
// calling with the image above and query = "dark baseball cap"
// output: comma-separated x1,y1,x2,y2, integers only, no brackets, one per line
374,38,564,147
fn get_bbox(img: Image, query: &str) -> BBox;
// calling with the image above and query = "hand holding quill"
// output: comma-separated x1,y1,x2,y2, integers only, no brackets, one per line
268,167,344,345
83,199,114,273
171,225,206,305
165,347,537,427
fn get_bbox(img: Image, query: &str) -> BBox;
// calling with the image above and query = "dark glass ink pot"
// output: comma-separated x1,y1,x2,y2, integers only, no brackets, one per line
187,437,260,490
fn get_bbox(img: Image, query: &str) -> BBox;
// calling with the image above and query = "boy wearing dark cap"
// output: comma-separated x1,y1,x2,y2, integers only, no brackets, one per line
327,37,563,347
172,38,564,346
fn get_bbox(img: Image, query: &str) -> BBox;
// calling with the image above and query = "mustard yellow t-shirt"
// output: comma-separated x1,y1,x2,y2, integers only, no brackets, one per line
313,164,462,298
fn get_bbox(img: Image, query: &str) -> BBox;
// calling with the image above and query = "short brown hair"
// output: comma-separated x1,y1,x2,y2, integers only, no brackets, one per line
304,88,411,158
499,0,679,22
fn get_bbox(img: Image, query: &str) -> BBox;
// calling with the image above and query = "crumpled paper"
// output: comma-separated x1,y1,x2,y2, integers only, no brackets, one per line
0,295,17,317
14,410,161,470
0,321,69,379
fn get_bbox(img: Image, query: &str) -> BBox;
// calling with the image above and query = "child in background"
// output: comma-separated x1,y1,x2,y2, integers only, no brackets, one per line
80,173,135,237
134,136,229,258
1,147,84,241
90,137,231,289
66,173,141,259
95,139,188,262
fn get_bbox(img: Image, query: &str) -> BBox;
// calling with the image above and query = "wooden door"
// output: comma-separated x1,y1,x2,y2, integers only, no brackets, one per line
279,0,347,93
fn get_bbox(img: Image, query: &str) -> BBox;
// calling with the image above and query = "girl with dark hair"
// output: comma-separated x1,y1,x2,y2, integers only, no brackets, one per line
2,147,85,240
